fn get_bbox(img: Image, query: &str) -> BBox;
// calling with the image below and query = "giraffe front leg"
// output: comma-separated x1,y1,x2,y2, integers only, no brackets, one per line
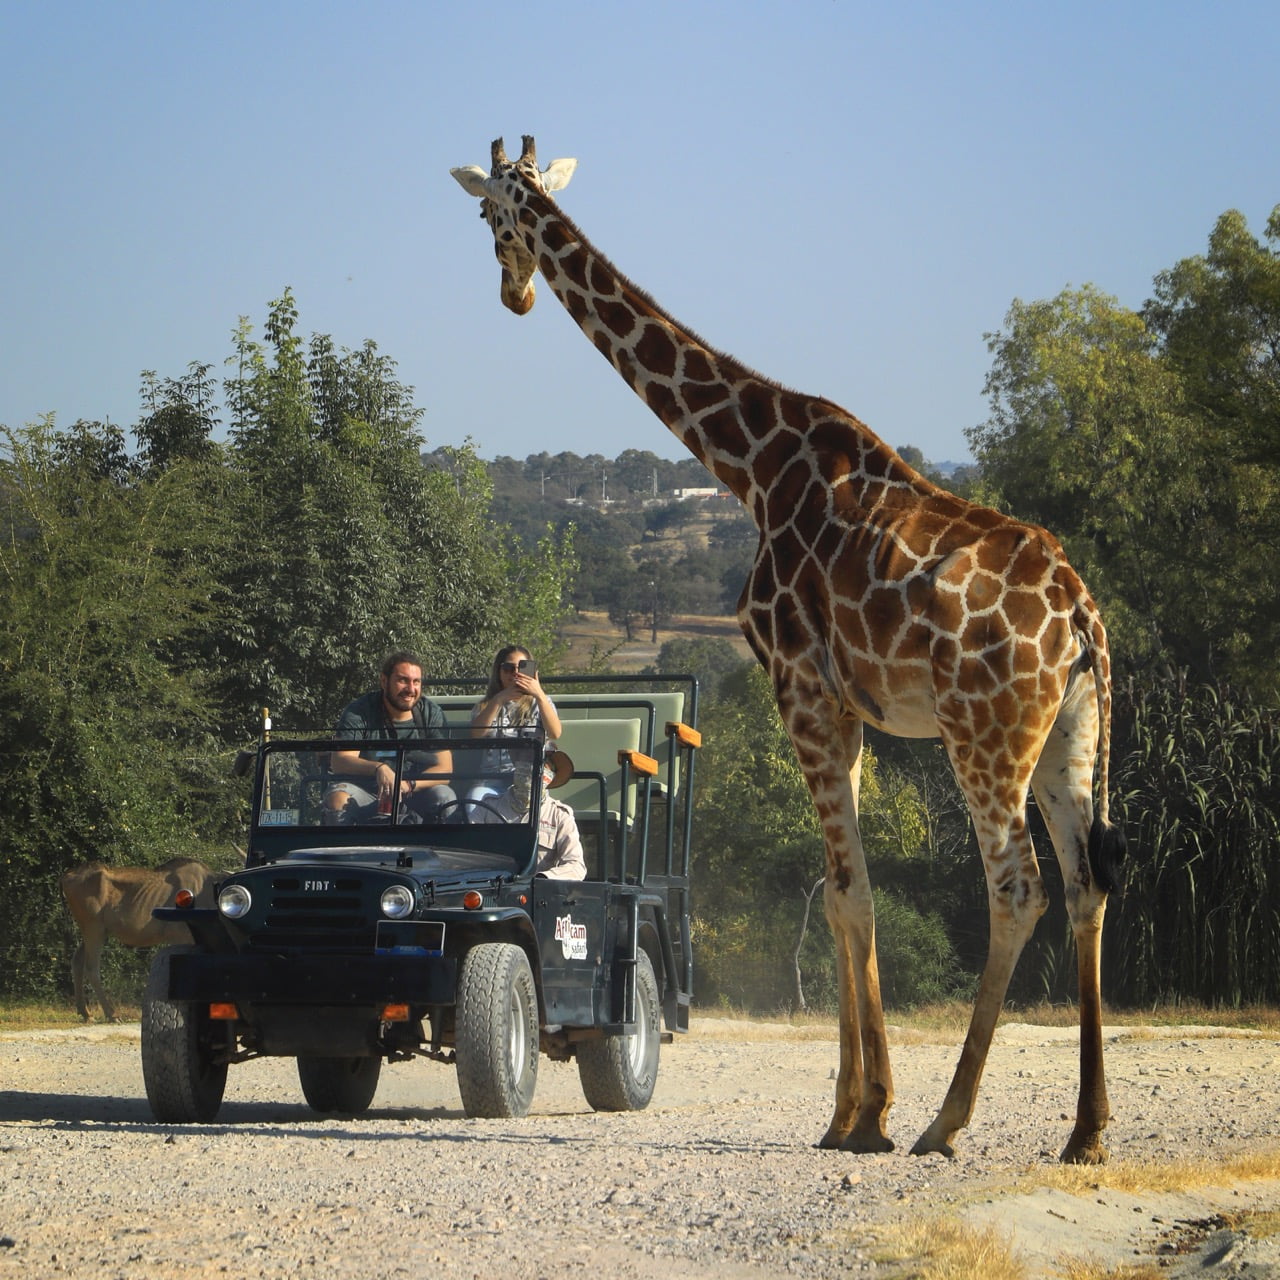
910,1036,987,1158
823,851,894,1154
819,926,860,1148
771,694,895,1154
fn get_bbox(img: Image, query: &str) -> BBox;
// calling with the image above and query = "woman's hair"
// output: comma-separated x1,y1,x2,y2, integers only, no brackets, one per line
484,644,534,698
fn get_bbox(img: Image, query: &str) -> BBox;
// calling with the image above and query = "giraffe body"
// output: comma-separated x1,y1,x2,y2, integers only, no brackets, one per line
452,137,1127,1163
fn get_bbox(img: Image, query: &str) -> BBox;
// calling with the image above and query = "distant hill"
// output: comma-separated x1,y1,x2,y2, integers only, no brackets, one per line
559,609,752,674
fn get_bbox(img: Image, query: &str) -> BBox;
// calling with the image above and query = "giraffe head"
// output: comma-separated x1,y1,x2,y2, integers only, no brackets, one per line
451,135,577,315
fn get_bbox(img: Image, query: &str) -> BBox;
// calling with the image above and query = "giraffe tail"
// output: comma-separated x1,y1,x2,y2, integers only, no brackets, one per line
1079,602,1127,896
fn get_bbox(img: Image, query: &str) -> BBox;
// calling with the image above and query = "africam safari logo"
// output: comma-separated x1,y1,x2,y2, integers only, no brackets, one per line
554,913,588,960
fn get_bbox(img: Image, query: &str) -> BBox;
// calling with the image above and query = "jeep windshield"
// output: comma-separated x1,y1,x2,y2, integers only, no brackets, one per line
246,734,546,872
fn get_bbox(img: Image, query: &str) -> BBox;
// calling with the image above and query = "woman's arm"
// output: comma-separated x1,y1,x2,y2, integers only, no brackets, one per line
470,694,508,737
534,688,561,740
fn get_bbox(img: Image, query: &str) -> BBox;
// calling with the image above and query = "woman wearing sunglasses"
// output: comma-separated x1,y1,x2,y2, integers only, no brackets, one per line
467,644,563,814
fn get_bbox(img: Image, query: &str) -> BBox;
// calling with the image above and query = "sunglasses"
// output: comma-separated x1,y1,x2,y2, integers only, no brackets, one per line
500,661,521,673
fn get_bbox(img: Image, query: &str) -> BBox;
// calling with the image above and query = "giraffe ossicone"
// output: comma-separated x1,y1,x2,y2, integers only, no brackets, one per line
451,135,1127,1165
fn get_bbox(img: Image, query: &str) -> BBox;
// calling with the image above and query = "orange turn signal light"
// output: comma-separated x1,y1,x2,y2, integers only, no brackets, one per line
174,889,195,908
381,1003,410,1022
209,1003,239,1020
462,890,483,910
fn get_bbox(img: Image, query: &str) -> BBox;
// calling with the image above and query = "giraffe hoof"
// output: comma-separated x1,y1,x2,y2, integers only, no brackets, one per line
909,1132,956,1159
818,1125,853,1150
840,1131,894,1155
1060,1135,1108,1165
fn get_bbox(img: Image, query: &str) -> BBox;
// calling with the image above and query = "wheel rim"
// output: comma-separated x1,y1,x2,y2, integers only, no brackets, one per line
508,977,531,1084
626,983,651,1075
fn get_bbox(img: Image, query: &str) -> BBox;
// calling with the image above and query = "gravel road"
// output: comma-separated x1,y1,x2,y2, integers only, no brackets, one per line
3,1017,1279,1278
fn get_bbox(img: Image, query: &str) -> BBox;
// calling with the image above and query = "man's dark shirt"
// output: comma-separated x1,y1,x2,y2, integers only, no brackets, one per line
333,690,448,777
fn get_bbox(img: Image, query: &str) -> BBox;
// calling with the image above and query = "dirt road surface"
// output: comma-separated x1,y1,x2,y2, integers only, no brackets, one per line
3,1017,1279,1278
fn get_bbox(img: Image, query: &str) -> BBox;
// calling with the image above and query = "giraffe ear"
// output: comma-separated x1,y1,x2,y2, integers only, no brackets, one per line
542,158,577,193
450,166,490,198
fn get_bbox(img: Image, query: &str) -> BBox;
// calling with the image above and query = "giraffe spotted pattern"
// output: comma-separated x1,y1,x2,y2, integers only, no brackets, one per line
452,136,1126,1165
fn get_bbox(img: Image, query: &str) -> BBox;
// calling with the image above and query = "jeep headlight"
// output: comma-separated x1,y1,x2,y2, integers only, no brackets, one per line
380,885,414,919
218,884,252,919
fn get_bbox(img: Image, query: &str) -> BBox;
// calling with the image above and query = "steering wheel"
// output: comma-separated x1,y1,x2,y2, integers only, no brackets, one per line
431,798,509,823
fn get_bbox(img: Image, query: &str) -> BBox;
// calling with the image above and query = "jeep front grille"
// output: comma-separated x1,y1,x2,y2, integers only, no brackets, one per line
243,874,382,952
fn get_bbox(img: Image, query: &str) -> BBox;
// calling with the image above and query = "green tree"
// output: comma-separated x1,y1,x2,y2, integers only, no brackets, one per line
970,281,1280,696
136,362,219,473
690,665,966,1012
0,294,578,1003
967,211,1280,1009
213,291,574,730
1146,206,1280,469
1143,206,1280,690
970,286,1188,671
0,419,233,998
648,636,749,705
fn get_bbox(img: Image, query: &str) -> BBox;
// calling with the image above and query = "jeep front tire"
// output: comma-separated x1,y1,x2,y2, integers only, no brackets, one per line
141,946,228,1123
455,943,539,1118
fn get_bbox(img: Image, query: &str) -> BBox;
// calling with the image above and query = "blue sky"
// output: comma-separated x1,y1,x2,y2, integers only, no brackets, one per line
2,1,1275,468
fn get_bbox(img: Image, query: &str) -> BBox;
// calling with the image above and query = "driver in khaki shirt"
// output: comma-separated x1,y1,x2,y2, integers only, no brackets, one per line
473,748,586,880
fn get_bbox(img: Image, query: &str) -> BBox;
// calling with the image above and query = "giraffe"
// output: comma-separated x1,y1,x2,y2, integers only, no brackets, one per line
451,136,1127,1163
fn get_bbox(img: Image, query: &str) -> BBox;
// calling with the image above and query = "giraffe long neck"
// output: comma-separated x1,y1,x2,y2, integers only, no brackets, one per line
516,189,938,526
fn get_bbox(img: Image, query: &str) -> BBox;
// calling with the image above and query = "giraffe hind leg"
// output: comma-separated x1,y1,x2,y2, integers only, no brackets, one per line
912,725,1048,1157
909,889,1041,1158
1032,690,1122,1164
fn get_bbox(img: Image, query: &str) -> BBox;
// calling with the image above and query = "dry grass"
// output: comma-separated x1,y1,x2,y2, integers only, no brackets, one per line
0,1001,141,1031
871,1151,1280,1280
1059,1215,1280,1280
694,999,1280,1045
906,998,1280,1033
1231,1209,1280,1239
1044,1148,1280,1199
1062,1261,1164,1280
12,994,1277,1041
876,1217,1028,1280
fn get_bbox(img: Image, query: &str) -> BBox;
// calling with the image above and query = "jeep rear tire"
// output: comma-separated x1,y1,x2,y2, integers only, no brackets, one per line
577,948,660,1111
141,946,228,1123
455,943,539,1118
297,1055,382,1113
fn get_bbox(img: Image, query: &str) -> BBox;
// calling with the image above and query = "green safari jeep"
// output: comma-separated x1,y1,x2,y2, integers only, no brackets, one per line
140,675,700,1123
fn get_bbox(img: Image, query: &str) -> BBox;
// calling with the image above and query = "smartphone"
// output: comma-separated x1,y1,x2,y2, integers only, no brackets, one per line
517,659,538,676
